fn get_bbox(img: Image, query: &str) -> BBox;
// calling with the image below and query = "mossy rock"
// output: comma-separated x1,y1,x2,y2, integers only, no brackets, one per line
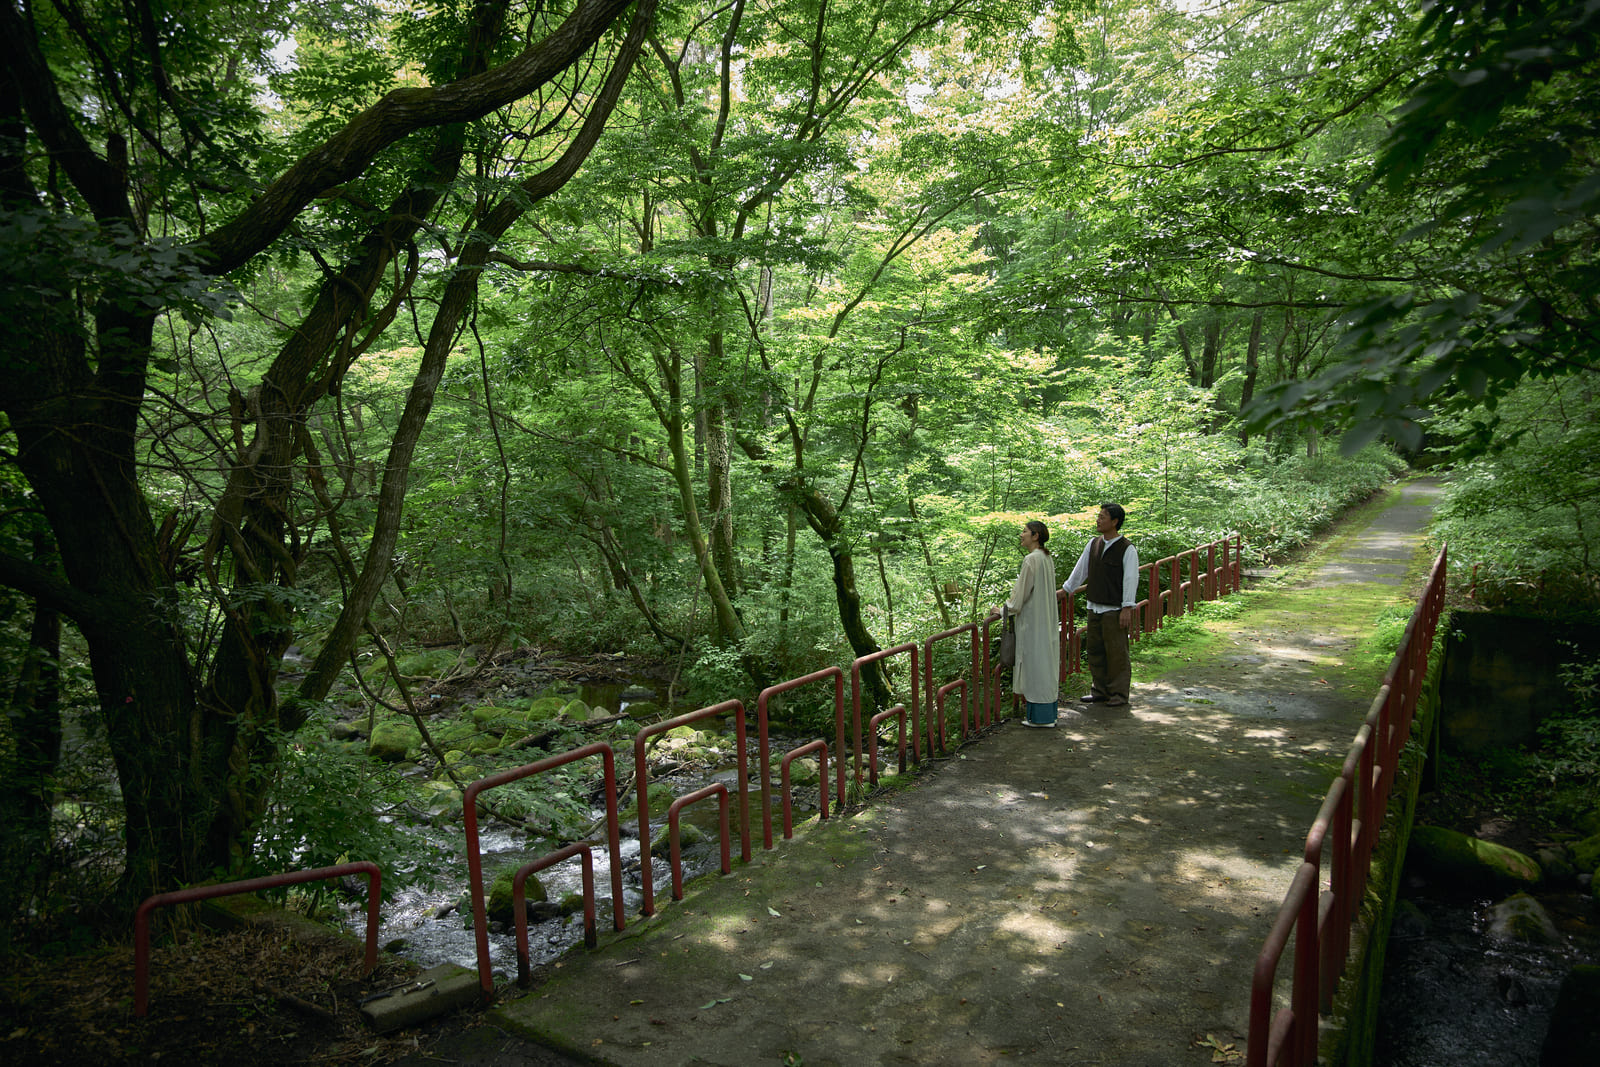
621,782,678,823
395,648,473,679
1538,846,1577,884
468,733,502,754
1570,832,1600,876
624,700,666,719
785,757,822,785
527,695,568,721
487,866,548,924
1408,825,1542,891
421,781,463,819
329,720,364,742
433,719,479,747
367,720,421,762
558,698,591,720
472,703,524,728
1486,892,1561,944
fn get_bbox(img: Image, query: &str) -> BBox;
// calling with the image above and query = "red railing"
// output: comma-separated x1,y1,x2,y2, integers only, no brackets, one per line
1056,534,1242,673
849,642,919,797
756,668,845,849
1246,545,1447,1067
922,620,982,754
780,739,830,839
463,742,625,996
134,861,381,1015
667,784,732,901
867,703,907,784
451,528,1245,994
632,699,749,916
513,843,596,984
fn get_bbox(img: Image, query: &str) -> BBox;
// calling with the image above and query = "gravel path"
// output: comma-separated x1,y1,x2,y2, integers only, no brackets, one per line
465,481,1444,1067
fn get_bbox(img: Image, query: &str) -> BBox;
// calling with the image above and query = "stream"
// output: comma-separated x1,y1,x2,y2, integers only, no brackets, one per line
1373,881,1600,1066
337,677,815,983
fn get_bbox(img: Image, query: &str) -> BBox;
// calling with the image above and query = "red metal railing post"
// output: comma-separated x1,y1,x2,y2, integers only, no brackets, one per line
923,621,981,759
1144,563,1160,633
667,784,732,901
850,643,919,789
757,669,844,850
868,703,907,783
464,742,624,996
632,700,747,917
937,679,967,744
780,740,830,839
514,844,596,984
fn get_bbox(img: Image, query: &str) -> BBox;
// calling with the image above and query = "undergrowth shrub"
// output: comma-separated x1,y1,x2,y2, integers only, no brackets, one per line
247,720,446,905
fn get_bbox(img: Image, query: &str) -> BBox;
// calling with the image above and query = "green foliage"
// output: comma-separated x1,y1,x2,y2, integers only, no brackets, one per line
1528,650,1600,797
247,725,444,900
1227,447,1406,565
1433,372,1600,614
1251,0,1600,452
684,644,758,711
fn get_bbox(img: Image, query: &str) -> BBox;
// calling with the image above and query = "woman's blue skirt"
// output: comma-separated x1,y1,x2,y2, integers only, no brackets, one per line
1024,700,1058,726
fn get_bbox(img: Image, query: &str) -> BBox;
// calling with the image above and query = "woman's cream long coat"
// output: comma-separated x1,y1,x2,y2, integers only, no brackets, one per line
1005,548,1060,704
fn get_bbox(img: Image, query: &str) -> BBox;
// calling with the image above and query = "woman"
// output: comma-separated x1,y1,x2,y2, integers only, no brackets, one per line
1001,520,1061,728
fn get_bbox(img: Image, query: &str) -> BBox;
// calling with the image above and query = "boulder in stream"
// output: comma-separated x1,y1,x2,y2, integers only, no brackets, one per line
367,720,421,762
1485,892,1561,945
1406,825,1542,892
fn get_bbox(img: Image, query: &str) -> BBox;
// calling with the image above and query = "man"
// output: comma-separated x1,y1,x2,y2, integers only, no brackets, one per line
1061,503,1138,707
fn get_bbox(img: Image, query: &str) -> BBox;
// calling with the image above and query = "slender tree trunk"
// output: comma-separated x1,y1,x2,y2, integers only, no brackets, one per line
788,483,891,712
704,344,738,597
661,354,745,644
1240,310,1263,446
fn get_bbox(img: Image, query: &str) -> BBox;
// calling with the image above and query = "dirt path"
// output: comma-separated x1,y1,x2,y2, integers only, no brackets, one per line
475,481,1444,1067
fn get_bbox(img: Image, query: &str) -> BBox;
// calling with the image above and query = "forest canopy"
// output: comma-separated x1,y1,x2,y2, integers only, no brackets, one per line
1,0,1595,925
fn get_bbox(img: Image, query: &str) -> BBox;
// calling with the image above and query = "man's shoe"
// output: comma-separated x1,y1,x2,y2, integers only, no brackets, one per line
1104,698,1127,707
1080,693,1107,703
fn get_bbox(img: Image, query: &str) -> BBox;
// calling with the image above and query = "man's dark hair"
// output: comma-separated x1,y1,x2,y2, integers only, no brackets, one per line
1101,502,1126,529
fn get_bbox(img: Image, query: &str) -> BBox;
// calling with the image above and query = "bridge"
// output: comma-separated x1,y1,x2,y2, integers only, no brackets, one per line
458,482,1446,1066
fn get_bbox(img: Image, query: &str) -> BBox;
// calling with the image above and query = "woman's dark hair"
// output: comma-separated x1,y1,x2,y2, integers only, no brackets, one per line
1025,520,1050,553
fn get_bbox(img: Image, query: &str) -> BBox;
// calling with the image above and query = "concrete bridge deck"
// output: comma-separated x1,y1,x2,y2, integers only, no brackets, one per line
483,481,1443,1067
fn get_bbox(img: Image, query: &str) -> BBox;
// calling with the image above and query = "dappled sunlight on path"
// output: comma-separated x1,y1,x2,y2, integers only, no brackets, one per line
495,481,1442,1066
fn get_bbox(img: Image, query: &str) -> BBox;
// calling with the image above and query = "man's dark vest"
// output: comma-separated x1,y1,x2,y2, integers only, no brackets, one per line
1087,537,1129,606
